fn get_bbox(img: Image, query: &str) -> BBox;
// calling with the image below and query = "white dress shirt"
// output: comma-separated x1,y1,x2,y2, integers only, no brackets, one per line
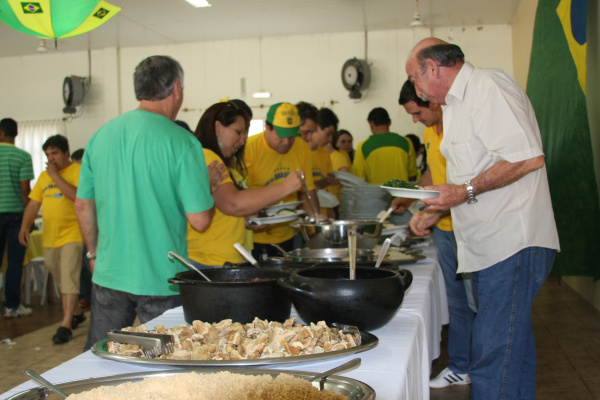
441,62,560,273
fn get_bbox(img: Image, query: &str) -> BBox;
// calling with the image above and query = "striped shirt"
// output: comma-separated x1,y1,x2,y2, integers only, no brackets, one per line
0,143,34,213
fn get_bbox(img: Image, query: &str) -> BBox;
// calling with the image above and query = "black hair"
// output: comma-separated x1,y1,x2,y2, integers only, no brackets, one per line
42,134,69,155
416,44,465,74
174,120,192,132
295,101,319,127
399,80,430,107
0,118,18,137
230,99,253,119
367,107,391,126
318,107,339,130
71,148,84,161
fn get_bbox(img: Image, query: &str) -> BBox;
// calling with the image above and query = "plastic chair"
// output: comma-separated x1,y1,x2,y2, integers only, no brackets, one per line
23,256,60,305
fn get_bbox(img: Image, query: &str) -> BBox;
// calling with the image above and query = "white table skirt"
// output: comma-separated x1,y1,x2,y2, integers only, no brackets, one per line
2,253,448,400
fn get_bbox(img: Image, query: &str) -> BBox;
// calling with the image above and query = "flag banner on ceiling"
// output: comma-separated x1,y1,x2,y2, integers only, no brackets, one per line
526,0,600,280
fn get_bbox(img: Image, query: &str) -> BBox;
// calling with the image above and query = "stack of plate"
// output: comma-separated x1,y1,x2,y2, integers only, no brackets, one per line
339,184,393,220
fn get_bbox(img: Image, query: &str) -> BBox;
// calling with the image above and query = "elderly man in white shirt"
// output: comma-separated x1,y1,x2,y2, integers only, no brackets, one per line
405,37,560,400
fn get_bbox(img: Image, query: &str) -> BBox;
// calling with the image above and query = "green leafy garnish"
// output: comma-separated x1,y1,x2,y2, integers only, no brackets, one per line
382,179,421,190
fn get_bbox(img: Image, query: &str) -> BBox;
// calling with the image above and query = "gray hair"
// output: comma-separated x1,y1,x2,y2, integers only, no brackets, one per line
416,44,465,74
134,55,184,101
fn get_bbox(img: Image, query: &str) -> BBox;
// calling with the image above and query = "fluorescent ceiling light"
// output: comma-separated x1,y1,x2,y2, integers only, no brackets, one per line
252,91,271,99
185,0,211,7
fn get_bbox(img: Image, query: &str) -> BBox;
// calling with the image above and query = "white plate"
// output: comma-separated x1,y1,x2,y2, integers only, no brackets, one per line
333,171,367,186
264,201,302,214
380,186,440,199
317,190,340,208
248,210,306,225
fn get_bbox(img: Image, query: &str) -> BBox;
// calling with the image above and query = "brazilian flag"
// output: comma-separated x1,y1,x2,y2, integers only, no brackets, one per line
526,0,600,280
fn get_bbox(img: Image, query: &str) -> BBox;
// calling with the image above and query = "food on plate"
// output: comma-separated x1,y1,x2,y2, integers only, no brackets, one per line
67,371,348,399
107,317,359,360
274,208,297,216
382,179,421,190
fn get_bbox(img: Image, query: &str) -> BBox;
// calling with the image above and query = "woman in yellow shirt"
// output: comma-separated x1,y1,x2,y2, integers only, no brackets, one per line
187,102,304,268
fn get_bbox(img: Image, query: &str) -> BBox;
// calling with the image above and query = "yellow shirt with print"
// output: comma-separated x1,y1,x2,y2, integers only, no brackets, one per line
187,149,246,266
423,125,453,232
245,132,314,244
29,163,82,248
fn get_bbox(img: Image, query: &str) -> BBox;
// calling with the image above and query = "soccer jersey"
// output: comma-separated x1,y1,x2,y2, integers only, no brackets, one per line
187,149,246,266
423,125,452,232
0,143,34,213
29,163,82,247
351,132,417,185
245,132,314,244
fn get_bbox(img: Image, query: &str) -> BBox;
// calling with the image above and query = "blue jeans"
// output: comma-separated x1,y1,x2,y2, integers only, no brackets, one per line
0,213,27,309
433,227,476,374
470,247,555,400
83,283,182,351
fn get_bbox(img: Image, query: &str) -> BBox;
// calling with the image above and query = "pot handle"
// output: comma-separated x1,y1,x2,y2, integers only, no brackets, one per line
277,278,314,296
398,269,413,289
167,276,196,285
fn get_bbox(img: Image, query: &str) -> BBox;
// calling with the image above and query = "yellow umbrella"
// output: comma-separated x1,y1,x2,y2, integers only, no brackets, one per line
0,0,121,40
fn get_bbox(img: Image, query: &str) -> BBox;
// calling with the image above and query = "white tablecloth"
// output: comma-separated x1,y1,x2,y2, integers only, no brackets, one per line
2,254,448,400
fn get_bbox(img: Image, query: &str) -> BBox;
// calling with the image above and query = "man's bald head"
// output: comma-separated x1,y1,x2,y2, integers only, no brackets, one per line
405,37,465,105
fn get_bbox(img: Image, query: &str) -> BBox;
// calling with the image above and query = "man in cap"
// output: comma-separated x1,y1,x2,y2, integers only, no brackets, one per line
245,102,317,259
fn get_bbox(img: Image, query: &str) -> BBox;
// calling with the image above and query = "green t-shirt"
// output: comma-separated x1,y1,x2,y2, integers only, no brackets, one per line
0,143,34,213
77,110,214,296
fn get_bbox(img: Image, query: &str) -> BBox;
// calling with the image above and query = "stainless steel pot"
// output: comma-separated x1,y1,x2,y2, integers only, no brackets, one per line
292,219,383,250
283,248,374,262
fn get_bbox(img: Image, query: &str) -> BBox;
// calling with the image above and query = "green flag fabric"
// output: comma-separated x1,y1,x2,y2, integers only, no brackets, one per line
526,0,600,280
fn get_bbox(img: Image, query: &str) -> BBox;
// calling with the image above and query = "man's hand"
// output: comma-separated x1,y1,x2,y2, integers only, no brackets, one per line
207,160,228,193
18,227,30,246
408,211,443,236
420,183,467,211
45,161,59,179
391,197,416,214
282,169,305,193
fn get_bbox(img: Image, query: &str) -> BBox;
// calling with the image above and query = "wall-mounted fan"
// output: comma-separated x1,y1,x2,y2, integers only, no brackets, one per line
341,58,371,99
62,75,88,114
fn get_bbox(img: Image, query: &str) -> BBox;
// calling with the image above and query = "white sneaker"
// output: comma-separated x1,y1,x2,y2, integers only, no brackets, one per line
3,304,33,318
430,367,471,388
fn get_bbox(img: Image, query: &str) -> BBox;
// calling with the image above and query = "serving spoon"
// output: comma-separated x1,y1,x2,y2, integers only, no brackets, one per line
375,238,392,268
234,243,260,267
25,369,68,399
168,251,212,282
309,358,361,390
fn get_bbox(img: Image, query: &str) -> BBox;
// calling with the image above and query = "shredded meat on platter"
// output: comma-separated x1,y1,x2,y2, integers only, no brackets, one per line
107,317,358,360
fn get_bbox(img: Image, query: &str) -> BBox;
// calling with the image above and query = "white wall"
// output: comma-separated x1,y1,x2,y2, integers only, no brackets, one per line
0,25,512,155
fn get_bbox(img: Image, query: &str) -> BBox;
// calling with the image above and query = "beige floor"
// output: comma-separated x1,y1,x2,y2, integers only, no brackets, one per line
2,278,600,399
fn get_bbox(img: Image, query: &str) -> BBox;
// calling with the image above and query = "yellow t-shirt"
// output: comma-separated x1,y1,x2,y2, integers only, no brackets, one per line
311,147,333,214
423,125,453,232
329,149,352,203
245,132,314,244
29,163,82,248
187,149,246,266
351,132,417,185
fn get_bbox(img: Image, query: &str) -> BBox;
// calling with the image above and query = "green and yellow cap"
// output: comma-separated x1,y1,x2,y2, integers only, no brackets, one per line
266,102,301,138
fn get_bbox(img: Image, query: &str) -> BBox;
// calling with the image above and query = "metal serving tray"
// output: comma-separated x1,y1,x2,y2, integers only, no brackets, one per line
7,368,376,399
91,331,378,367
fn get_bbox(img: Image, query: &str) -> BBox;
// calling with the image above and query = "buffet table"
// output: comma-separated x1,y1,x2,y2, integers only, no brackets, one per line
2,253,448,400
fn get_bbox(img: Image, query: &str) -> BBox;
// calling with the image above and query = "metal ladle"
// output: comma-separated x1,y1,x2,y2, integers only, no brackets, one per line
297,169,320,223
270,243,291,258
25,369,68,399
309,358,361,390
168,251,212,282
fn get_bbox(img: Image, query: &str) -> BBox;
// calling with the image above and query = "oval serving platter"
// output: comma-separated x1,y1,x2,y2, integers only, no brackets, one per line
7,367,376,400
91,331,378,367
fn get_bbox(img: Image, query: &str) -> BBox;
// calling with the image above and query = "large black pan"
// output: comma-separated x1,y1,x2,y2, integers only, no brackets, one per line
277,266,413,331
168,268,293,324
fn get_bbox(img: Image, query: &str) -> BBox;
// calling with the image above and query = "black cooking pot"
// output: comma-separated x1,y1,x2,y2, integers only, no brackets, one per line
168,268,293,324
223,258,316,271
313,260,400,271
277,266,412,331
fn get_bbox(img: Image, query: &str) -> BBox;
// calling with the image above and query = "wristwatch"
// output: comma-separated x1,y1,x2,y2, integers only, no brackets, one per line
86,251,96,260
464,180,478,204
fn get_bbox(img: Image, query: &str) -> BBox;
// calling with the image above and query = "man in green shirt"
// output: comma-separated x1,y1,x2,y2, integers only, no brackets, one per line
0,118,34,318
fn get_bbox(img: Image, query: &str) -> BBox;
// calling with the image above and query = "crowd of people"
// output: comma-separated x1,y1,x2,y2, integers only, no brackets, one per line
0,37,559,400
